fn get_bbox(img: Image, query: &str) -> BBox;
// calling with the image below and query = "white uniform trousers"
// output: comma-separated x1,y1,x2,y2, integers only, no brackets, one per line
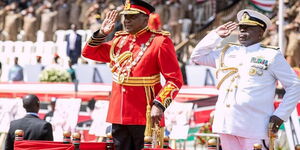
220,133,269,150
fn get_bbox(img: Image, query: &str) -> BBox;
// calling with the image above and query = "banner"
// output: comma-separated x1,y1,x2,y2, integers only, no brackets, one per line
0,98,26,133
89,100,111,137
164,101,193,140
51,98,81,141
249,0,276,12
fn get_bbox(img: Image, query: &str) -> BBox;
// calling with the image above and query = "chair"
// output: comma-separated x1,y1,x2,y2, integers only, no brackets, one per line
55,41,68,67
14,41,25,65
42,41,56,65
55,30,67,43
23,41,34,65
36,30,45,42
0,41,5,61
3,41,15,65
33,42,45,60
14,41,24,53
76,30,87,43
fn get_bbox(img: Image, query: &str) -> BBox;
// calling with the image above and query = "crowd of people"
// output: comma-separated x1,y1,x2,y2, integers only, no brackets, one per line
262,0,300,68
0,0,214,44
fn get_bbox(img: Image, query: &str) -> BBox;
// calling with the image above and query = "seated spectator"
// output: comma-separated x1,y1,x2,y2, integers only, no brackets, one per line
35,55,45,70
8,57,23,82
5,94,54,150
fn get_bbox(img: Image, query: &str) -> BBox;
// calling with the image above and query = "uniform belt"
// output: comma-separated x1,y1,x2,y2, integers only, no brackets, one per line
112,73,160,86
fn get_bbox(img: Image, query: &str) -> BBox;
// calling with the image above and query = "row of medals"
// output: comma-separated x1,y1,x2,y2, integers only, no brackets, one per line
248,63,267,76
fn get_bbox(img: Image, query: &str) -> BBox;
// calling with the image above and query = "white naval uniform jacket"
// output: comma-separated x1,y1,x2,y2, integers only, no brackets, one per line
190,30,300,139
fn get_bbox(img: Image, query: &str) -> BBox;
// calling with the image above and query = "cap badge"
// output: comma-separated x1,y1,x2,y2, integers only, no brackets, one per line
125,0,131,10
241,12,250,22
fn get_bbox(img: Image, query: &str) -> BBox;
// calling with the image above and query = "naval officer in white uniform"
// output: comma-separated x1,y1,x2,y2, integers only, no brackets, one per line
190,9,300,150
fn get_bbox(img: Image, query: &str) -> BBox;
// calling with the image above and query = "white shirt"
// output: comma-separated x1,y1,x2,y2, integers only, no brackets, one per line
190,30,300,139
69,31,77,50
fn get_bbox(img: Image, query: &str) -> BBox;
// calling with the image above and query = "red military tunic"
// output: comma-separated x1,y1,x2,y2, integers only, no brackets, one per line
82,27,183,125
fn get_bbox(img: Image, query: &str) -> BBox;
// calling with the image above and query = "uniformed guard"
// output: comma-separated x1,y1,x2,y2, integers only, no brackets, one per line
81,0,183,149
191,9,300,150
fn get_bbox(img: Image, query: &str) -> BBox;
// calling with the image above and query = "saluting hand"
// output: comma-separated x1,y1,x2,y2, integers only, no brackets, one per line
215,21,238,38
100,10,118,35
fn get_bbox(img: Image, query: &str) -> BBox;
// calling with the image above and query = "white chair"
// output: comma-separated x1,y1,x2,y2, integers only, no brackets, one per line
56,41,67,58
0,41,5,61
52,98,81,141
56,41,68,67
0,41,4,53
3,41,15,65
43,41,56,65
36,30,45,42
14,41,24,56
185,65,217,86
33,42,44,57
76,29,87,43
23,41,34,65
55,30,67,43
65,29,73,35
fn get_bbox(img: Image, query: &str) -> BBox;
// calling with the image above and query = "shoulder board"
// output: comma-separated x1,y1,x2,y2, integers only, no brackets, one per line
149,29,170,36
260,44,279,50
114,31,129,37
227,42,241,46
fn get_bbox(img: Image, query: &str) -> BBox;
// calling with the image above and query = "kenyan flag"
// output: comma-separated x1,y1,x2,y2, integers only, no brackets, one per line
248,0,276,13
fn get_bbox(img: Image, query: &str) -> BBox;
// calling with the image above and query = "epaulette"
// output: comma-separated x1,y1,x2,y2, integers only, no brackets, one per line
260,44,279,50
217,42,241,49
114,31,129,37
149,29,170,36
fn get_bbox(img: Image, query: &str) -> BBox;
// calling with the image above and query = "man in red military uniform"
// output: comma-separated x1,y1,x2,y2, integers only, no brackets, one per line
81,0,183,149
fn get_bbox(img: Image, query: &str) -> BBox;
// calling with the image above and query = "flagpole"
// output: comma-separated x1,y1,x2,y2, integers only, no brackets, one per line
278,0,285,54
